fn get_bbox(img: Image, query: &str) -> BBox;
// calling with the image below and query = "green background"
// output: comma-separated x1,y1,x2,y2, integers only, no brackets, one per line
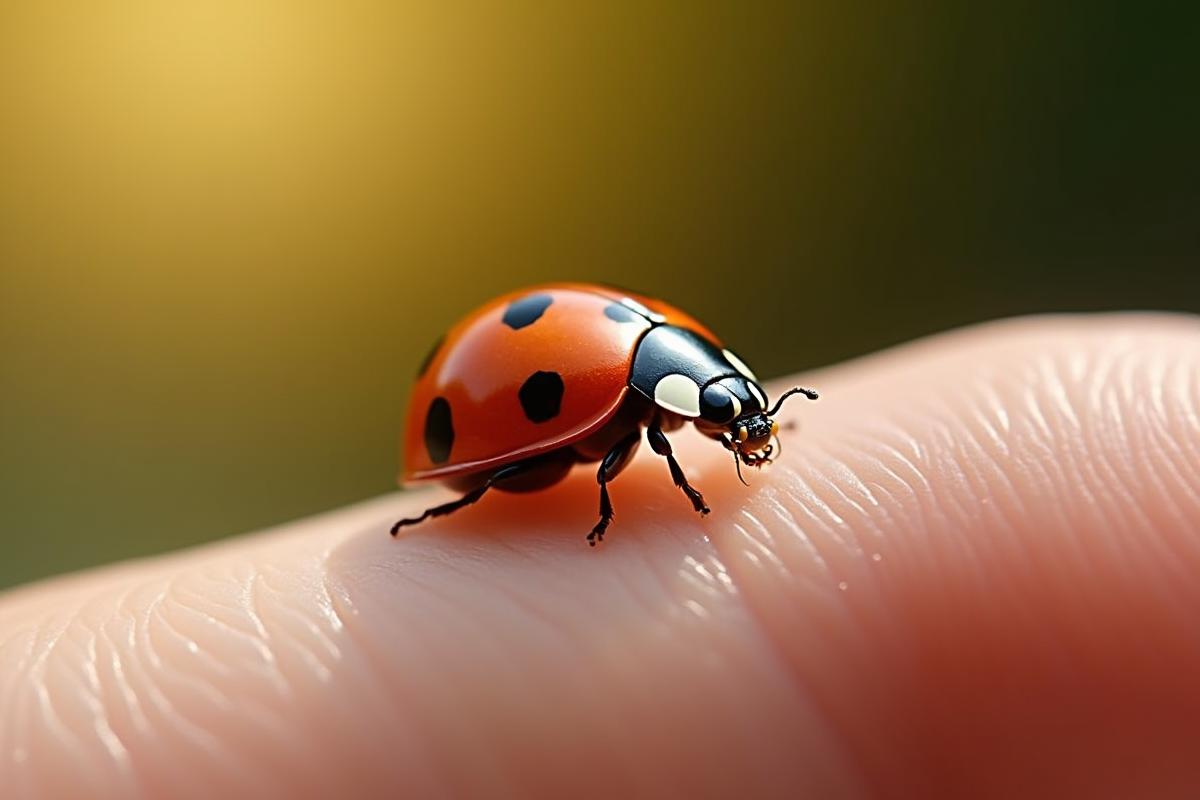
2,3,1197,589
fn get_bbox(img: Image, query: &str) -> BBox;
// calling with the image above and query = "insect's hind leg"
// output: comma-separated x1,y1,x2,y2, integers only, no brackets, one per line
391,450,574,535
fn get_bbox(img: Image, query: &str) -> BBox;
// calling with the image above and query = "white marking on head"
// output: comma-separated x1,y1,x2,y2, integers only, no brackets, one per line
747,381,767,410
622,297,667,324
723,349,757,381
654,373,702,417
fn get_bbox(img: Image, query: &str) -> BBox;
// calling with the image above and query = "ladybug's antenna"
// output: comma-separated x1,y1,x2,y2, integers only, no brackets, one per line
767,386,818,417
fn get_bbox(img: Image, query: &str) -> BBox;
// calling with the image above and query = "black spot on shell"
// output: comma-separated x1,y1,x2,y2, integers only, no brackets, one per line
424,397,454,464
603,302,641,323
518,371,564,423
502,294,554,330
417,335,444,378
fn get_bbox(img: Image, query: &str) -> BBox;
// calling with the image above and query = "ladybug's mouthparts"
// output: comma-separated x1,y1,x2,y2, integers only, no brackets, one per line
740,414,775,448
721,414,776,486
721,385,820,482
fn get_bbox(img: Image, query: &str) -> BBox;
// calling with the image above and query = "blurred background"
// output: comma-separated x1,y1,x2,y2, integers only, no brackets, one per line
1,3,1197,589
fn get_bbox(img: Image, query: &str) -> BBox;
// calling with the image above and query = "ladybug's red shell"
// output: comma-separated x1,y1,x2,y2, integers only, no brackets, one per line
402,283,720,483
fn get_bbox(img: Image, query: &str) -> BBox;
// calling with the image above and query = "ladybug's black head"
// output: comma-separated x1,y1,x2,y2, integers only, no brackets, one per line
695,382,819,469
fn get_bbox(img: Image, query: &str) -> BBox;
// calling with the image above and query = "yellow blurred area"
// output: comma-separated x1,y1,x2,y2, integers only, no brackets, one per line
1,3,1196,586
0,3,842,585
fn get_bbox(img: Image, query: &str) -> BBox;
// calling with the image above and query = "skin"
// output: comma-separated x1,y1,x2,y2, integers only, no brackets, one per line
2,313,1200,800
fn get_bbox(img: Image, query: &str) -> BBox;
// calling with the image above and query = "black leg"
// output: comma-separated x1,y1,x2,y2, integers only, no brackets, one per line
646,424,710,516
391,462,531,535
589,429,642,546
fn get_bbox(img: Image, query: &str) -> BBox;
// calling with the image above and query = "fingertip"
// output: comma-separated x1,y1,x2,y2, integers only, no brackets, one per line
737,312,1200,796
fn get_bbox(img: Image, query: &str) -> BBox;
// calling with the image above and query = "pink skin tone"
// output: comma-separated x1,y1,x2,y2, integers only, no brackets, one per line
2,314,1200,800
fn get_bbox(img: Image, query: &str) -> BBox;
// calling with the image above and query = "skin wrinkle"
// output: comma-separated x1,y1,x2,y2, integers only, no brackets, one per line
313,609,441,799
894,433,946,537
149,572,329,798
42,618,102,767
310,569,348,636
105,609,153,739
966,420,1039,565
1144,374,1196,512
1056,359,1120,533
0,631,32,780
1080,354,1165,571
134,668,238,798
861,440,934,542
849,434,995,639
248,569,346,676
724,517,777,572
718,478,880,797
159,596,284,707
742,490,854,633
799,468,850,530
1011,365,1091,538
1089,358,1147,525
1109,351,1200,608
1133,357,1200,532
4,634,41,796
974,383,1013,445
93,609,151,788
315,580,445,800
994,364,1141,626
788,459,891,595
4,634,35,771
741,491,814,575
246,572,280,677
1,520,362,798
817,458,878,553
168,576,279,681
1182,372,1200,434
253,563,344,683
145,591,237,681
126,582,265,798
154,639,274,735
672,553,743,632
677,554,726,599
907,422,991,597
211,563,384,797
745,464,904,657
658,532,866,798
959,408,1026,544
29,609,138,798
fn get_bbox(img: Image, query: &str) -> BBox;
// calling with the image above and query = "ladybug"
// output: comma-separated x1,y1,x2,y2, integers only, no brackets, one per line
392,283,817,545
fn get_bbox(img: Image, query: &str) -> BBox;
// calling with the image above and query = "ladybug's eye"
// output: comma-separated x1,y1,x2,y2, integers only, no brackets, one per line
701,384,741,424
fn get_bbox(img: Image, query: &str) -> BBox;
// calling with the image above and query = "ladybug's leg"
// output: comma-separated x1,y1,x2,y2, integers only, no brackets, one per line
588,429,642,546
390,461,538,534
647,424,711,517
